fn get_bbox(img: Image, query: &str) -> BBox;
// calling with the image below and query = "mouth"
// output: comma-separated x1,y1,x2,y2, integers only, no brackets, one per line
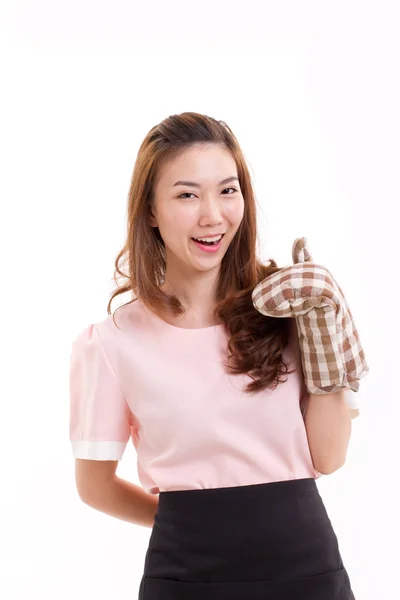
190,233,225,252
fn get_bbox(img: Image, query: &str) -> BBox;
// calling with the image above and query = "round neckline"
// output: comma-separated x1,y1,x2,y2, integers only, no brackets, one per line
138,298,225,331
152,309,225,331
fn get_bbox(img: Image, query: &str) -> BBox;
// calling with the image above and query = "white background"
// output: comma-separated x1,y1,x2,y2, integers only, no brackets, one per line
1,1,398,598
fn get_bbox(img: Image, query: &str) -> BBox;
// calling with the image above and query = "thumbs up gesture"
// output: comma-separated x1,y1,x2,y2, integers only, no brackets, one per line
252,237,370,417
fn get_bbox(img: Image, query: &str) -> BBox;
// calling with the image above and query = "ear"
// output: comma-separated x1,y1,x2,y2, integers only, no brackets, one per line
147,203,158,228
148,215,157,227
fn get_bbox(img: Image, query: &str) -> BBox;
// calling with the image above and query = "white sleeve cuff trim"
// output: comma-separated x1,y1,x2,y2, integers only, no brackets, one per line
71,440,127,460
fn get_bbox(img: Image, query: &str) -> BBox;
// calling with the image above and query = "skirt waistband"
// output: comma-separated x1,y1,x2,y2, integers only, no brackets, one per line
158,477,318,511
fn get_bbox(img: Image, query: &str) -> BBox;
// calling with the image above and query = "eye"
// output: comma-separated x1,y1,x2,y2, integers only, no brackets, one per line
178,188,238,199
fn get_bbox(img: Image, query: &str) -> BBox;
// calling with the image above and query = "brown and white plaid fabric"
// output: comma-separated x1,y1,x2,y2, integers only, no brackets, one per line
252,237,370,400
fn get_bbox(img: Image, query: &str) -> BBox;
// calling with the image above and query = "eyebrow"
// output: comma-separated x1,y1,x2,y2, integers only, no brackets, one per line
172,176,239,188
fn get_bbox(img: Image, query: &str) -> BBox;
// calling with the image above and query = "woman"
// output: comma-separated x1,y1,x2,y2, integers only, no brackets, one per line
70,112,357,599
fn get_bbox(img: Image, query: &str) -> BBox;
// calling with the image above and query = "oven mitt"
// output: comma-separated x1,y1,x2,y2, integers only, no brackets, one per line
251,237,369,416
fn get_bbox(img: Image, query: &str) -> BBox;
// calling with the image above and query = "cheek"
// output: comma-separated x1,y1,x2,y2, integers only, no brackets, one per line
163,210,194,236
226,198,245,224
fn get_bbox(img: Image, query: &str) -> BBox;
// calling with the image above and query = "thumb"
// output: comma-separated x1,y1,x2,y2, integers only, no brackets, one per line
292,237,313,264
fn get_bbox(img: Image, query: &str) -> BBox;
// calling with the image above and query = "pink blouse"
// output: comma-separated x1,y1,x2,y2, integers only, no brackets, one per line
69,298,321,495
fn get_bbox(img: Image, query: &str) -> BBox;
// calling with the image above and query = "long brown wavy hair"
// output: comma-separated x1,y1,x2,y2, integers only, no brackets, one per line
107,111,295,394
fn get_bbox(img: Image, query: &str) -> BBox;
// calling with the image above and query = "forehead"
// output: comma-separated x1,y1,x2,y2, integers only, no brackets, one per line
157,144,237,185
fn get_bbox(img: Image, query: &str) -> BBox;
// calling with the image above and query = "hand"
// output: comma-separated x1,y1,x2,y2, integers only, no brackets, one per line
252,237,369,400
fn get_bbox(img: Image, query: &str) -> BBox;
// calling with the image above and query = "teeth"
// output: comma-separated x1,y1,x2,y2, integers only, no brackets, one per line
193,235,222,242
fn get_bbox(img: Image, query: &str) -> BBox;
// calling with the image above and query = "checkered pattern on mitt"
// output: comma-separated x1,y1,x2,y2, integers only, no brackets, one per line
252,237,370,398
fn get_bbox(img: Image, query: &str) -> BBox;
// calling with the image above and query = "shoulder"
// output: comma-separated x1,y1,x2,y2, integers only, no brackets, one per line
70,299,149,367
87,299,141,344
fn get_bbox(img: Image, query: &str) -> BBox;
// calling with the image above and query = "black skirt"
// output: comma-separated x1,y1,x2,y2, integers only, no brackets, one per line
138,477,356,599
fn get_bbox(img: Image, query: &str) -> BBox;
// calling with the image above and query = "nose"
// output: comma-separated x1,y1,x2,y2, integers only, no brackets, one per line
198,194,223,226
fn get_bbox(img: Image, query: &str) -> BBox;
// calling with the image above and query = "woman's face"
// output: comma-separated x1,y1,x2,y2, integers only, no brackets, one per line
149,144,245,276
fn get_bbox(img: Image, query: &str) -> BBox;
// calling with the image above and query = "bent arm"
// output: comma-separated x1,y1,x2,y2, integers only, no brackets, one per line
75,459,158,528
304,390,352,475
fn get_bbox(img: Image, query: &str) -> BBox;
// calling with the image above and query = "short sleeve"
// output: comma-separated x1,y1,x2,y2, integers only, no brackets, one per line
299,379,310,418
69,323,132,461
